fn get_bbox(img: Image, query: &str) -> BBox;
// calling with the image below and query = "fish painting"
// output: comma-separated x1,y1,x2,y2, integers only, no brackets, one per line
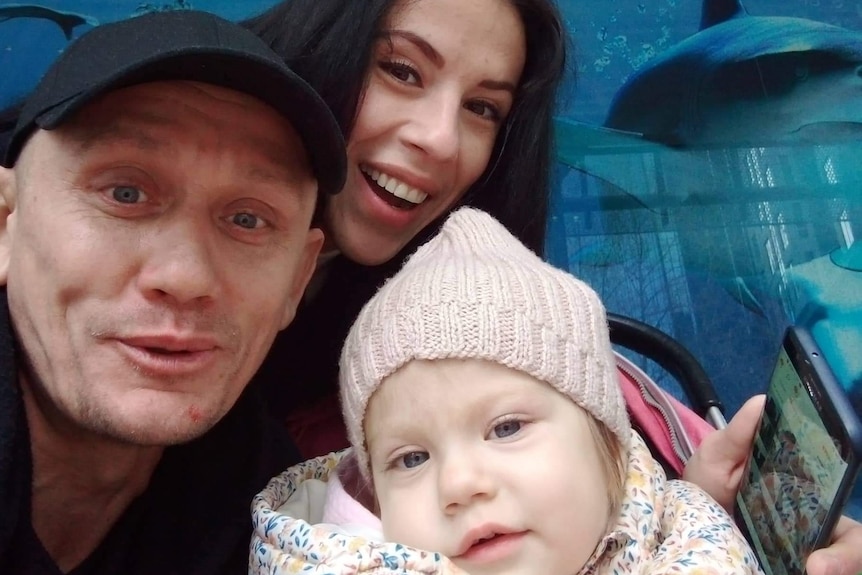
604,0,862,146
0,4,98,40
553,0,862,390
558,0,862,274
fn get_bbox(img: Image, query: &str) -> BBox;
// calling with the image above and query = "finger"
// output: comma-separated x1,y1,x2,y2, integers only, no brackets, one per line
702,394,765,466
806,516,862,575
684,395,766,510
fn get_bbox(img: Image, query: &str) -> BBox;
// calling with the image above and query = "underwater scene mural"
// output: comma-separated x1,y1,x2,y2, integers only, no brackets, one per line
553,0,862,418
2,0,860,514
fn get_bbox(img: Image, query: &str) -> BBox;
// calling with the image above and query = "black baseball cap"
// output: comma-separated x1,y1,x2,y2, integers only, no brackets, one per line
2,10,346,196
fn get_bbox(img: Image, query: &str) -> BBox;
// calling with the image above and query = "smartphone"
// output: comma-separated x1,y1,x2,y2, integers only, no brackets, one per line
735,326,862,575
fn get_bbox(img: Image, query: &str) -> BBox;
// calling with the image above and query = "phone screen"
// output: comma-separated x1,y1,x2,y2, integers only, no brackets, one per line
736,345,848,575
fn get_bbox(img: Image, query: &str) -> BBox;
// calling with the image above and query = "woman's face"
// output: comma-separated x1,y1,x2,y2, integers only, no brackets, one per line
324,0,526,265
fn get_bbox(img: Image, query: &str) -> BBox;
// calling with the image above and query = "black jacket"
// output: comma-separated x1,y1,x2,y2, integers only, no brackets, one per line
252,254,404,422
0,289,301,575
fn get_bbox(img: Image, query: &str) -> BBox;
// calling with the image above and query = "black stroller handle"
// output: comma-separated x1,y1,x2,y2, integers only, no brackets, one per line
607,313,726,424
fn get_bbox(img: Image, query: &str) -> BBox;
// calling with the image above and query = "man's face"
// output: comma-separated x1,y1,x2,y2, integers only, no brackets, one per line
0,81,322,445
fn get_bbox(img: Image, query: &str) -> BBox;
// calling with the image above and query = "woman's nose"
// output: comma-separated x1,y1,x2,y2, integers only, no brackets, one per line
401,92,461,163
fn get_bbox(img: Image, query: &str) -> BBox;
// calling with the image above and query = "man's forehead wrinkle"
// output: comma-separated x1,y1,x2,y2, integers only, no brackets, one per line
59,95,314,195
66,111,169,154
245,164,300,187
69,112,298,175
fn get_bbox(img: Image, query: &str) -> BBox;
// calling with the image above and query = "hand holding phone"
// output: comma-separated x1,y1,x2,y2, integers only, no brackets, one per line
736,327,862,575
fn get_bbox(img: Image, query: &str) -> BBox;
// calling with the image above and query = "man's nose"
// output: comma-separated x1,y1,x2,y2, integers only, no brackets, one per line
438,448,497,513
136,218,220,306
401,92,460,163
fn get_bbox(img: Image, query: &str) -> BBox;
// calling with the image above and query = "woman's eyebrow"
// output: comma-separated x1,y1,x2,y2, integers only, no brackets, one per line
385,29,443,66
383,29,517,95
480,79,516,94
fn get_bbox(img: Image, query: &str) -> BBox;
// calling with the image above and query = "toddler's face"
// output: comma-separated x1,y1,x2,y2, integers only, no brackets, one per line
365,358,611,575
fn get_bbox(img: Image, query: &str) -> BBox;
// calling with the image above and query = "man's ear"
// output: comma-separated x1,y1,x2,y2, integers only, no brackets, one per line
279,227,324,329
0,166,16,285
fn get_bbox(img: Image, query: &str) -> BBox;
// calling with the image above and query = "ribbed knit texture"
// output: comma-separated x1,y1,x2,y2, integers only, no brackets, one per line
339,208,629,477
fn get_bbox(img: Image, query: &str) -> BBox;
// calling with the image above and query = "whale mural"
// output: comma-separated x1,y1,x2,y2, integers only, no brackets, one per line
554,0,862,408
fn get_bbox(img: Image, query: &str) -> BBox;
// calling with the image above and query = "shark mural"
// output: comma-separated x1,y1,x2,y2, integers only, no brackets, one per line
0,4,98,40
554,0,862,398
605,0,862,146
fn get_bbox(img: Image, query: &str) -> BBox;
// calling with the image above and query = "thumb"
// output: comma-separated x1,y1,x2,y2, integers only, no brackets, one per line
806,517,862,575
807,550,844,575
684,394,765,510
708,394,765,467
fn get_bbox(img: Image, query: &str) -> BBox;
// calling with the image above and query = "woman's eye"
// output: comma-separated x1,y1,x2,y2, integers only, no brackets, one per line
112,185,144,204
466,100,502,122
380,60,421,86
492,419,522,439
230,212,263,230
399,451,429,469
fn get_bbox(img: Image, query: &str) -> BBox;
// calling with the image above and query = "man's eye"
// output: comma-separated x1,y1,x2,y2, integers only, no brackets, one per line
400,451,429,469
231,212,262,230
492,419,522,439
112,186,143,204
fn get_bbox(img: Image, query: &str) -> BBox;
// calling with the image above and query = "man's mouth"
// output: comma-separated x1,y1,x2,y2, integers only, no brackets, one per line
360,164,428,209
111,334,221,376
122,335,218,354
142,347,196,356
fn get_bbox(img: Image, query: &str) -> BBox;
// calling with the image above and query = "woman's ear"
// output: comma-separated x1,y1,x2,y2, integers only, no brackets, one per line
0,166,17,285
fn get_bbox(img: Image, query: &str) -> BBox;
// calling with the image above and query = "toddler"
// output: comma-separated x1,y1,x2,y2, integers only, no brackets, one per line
250,207,762,575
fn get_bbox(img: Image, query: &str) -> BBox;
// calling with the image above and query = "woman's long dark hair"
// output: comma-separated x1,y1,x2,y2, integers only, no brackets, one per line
243,0,568,255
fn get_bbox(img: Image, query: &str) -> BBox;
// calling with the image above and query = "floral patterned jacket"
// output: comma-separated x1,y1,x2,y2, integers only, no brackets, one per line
249,430,763,575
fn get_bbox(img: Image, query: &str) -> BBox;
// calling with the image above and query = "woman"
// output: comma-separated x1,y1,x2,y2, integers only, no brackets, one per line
243,0,565,455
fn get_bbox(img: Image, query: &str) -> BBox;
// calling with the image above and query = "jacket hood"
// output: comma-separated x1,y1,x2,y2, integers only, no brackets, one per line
250,449,467,574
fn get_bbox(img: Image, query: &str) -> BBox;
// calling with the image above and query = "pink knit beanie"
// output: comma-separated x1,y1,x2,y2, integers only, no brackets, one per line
339,207,629,476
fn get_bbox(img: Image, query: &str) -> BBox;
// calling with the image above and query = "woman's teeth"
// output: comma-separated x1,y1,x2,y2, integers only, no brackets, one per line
361,165,428,205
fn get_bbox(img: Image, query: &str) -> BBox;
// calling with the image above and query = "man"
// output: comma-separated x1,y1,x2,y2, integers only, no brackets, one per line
0,10,346,574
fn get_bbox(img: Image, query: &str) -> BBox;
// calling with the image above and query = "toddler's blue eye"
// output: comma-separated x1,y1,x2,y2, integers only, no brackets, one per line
493,420,521,438
400,451,429,469
113,186,141,204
